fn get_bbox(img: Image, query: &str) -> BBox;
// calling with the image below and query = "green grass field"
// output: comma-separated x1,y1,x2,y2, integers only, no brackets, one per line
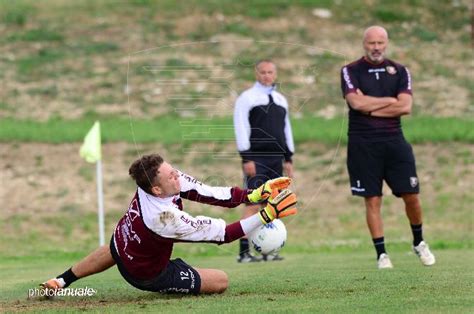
1,116,473,144
1,0,473,312
1,250,473,313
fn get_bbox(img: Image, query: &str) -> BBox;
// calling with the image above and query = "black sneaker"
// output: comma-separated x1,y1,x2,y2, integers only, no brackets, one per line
237,252,262,263
262,253,284,261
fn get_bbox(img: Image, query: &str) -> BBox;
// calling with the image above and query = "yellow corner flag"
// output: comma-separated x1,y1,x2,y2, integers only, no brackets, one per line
80,121,102,163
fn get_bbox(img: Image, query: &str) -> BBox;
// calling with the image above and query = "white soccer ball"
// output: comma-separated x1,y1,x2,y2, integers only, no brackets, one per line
248,219,287,255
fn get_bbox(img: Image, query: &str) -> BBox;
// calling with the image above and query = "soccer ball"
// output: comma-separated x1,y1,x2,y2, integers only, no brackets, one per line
248,219,287,255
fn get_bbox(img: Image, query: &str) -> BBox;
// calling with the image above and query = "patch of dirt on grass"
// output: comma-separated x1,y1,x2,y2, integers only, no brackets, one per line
416,77,471,116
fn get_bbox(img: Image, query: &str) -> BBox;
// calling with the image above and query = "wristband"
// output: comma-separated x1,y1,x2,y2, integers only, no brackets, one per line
258,208,273,224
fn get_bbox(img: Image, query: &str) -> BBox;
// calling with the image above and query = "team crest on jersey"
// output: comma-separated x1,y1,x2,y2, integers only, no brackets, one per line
386,66,397,75
410,177,418,187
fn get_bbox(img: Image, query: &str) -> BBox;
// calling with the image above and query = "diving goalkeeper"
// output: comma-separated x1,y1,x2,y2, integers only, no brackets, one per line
40,154,297,295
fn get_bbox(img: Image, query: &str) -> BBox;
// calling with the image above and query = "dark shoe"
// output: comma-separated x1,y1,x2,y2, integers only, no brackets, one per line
237,252,262,263
263,253,284,261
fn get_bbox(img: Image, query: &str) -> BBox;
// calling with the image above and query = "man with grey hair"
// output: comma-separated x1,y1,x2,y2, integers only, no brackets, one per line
340,26,435,269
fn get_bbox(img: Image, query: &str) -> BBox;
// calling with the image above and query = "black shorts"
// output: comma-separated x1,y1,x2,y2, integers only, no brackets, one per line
244,156,283,189
110,238,201,294
347,137,420,197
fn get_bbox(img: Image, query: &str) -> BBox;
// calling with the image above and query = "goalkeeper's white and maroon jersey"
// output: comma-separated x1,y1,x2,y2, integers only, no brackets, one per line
112,171,249,280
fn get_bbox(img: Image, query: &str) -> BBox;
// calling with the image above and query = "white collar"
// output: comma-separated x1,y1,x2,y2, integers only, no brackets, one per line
138,187,176,205
254,81,276,95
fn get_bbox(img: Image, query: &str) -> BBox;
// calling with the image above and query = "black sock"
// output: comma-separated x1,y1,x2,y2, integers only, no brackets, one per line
411,224,423,246
373,237,386,259
57,268,78,288
239,238,250,256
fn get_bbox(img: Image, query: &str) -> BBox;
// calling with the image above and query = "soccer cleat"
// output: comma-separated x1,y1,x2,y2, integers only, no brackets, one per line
377,253,393,269
413,241,436,266
262,253,284,262
39,278,65,299
237,252,262,263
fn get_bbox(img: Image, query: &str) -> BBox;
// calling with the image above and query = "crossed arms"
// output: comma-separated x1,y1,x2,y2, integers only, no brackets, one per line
345,89,412,117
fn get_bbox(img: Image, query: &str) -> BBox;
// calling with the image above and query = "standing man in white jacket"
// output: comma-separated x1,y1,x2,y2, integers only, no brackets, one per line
233,60,295,262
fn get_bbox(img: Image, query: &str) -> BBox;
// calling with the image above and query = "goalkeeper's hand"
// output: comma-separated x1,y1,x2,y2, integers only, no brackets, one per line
258,189,297,224
247,177,292,203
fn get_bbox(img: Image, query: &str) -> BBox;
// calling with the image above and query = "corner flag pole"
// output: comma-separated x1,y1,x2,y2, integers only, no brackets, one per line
79,121,105,246
96,158,105,246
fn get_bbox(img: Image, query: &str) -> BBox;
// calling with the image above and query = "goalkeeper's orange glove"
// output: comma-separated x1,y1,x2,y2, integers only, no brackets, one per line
258,189,297,224
247,177,292,203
